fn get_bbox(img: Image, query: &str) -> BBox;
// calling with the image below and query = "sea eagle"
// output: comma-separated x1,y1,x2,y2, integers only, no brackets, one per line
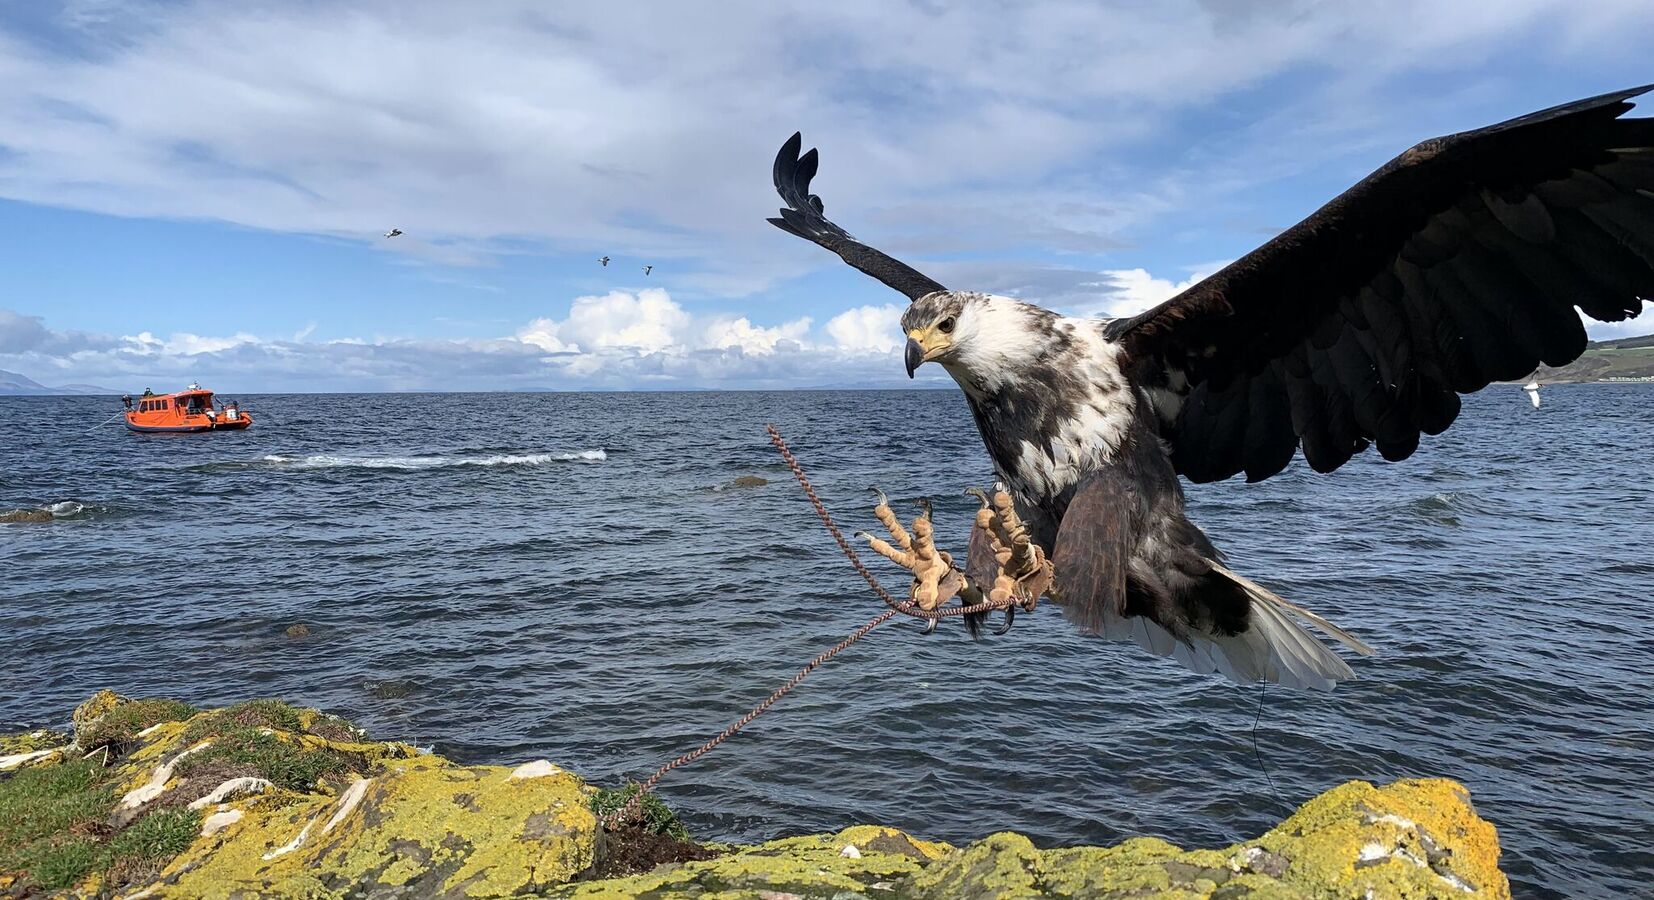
768,86,1653,690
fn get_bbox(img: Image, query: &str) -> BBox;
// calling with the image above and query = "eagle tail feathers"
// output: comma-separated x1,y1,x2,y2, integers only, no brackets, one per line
1206,561,1376,655
1236,592,1356,691
1190,559,1372,691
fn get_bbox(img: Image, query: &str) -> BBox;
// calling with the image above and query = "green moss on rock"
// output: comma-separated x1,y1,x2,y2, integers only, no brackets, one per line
590,782,691,842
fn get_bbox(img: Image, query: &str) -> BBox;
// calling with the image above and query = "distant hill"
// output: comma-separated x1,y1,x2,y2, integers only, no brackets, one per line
1531,334,1654,383
0,369,118,395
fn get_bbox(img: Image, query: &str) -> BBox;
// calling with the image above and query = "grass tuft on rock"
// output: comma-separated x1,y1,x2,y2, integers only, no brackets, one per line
108,807,200,860
75,699,197,753
0,758,113,849
21,839,101,891
0,756,201,893
176,726,353,792
590,783,690,842
181,698,304,743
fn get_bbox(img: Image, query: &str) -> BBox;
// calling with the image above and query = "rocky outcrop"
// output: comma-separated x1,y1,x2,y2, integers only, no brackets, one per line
1,693,1511,899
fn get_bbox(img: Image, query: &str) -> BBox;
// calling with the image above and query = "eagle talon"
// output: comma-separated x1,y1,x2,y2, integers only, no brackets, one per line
918,616,939,636
992,606,1016,635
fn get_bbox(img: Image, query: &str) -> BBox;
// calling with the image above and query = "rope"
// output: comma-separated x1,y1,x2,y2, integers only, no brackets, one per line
764,424,1016,622
601,425,1018,829
83,412,125,434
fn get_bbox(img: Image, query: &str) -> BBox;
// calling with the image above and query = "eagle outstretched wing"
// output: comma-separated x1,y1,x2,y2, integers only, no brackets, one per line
768,132,948,302
1110,85,1654,483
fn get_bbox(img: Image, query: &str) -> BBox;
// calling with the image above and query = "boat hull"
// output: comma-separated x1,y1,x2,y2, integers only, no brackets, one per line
123,416,253,433
125,422,213,433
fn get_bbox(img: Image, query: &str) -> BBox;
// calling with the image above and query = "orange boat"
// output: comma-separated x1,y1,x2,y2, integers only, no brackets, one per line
123,383,253,433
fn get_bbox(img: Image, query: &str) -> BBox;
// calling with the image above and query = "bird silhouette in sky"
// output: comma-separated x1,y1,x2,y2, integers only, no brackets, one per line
599,256,610,267
642,265,653,275
383,228,403,238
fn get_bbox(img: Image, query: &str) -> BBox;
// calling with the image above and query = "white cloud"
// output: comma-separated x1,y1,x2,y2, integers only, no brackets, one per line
0,0,1648,294
556,289,691,353
699,315,812,356
826,304,904,353
1585,301,1654,341
123,330,260,355
1082,266,1218,318
515,288,812,357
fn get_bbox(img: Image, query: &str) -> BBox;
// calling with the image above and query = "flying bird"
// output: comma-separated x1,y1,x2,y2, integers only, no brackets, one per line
383,228,402,238
769,86,1654,690
643,265,653,275
600,256,611,267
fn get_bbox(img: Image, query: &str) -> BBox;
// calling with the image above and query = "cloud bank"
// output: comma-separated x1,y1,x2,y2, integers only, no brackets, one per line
0,292,943,392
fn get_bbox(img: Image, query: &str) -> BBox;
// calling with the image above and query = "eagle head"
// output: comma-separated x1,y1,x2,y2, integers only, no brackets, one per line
900,291,975,377
900,291,1051,383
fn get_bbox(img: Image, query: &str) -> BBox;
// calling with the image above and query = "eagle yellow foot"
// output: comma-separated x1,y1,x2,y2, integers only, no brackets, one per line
856,486,1054,637
855,488,963,634
963,486,1052,636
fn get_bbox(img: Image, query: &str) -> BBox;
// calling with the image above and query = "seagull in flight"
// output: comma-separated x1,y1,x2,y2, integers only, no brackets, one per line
600,256,610,267
642,265,653,276
383,228,402,239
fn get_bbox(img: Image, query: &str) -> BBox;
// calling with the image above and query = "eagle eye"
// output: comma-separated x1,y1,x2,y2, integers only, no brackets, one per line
937,316,956,334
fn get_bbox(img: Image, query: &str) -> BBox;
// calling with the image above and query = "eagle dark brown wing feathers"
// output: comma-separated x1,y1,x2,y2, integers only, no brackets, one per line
1051,470,1137,635
1110,85,1654,483
769,133,948,302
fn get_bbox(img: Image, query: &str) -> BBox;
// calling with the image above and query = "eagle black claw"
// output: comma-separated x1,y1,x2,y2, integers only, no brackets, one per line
918,616,939,636
992,606,1017,636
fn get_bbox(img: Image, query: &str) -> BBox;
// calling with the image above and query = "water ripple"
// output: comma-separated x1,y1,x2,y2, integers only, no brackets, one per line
2,386,1651,898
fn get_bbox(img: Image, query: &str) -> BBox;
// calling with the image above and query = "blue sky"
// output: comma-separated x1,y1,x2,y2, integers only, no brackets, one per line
1,0,1651,391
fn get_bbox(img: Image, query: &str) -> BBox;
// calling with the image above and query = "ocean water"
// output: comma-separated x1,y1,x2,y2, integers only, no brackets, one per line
3,387,1651,898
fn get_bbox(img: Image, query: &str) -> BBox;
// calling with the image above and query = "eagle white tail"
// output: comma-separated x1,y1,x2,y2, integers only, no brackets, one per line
1104,560,1374,691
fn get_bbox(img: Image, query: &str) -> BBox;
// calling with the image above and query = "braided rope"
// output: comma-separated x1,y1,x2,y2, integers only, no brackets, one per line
601,426,1017,829
765,424,1016,621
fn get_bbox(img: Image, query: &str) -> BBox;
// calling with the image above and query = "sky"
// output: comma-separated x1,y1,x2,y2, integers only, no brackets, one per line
1,0,1651,392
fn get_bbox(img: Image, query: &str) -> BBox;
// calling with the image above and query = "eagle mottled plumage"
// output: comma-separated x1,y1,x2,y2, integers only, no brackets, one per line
768,86,1653,690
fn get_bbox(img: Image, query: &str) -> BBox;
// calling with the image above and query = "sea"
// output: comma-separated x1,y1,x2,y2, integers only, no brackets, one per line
2,386,1650,898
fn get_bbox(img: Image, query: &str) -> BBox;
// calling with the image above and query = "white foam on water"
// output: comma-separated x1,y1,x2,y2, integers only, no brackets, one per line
45,501,86,516
259,450,605,470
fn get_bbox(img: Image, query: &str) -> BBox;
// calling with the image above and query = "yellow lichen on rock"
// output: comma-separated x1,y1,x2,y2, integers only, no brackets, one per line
556,779,1508,899
4,695,1512,900
553,825,943,898
1246,778,1509,899
156,756,597,898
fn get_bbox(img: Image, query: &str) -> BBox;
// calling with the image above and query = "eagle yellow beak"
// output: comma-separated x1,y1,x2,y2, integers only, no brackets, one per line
905,327,949,378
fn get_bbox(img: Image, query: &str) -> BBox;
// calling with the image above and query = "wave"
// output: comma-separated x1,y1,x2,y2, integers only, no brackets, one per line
257,450,606,471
